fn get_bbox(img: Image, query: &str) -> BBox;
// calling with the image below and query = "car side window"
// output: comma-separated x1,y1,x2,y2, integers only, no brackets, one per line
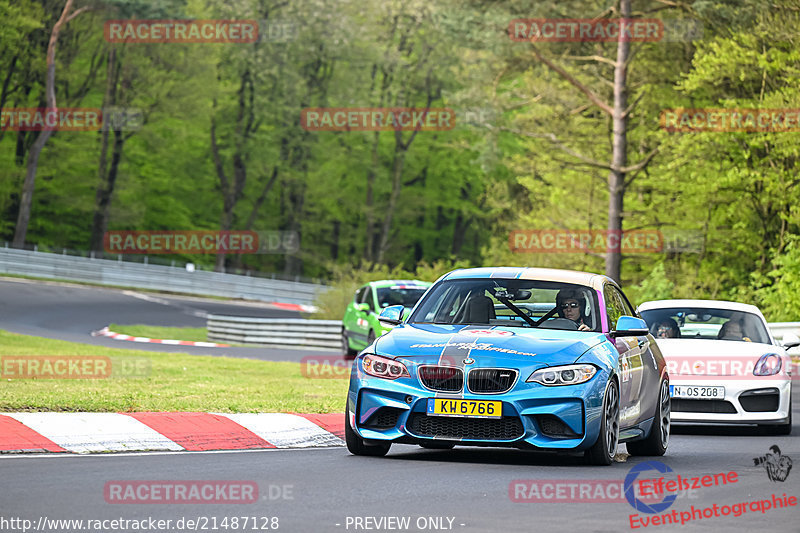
355,287,369,305
604,284,624,330
615,287,635,317
364,287,376,312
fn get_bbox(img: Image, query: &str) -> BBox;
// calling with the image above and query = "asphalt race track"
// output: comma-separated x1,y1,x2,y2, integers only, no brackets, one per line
0,277,335,361
1,278,798,532
1,388,797,533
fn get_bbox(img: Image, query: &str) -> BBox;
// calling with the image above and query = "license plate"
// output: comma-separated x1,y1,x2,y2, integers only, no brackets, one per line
669,385,725,399
426,398,502,419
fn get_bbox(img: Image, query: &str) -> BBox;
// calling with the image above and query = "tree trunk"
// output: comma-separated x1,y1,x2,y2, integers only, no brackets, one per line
12,0,82,248
605,0,631,282
283,178,305,277
91,130,126,250
90,47,117,253
231,166,279,270
330,220,340,260
211,71,254,272
376,138,408,264
0,54,18,144
364,131,380,262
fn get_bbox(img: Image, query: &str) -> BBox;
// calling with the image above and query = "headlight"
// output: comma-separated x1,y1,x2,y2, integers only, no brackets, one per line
753,353,782,376
527,364,597,386
362,354,409,380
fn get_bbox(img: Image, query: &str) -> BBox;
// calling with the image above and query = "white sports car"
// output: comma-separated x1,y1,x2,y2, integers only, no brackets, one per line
638,299,798,434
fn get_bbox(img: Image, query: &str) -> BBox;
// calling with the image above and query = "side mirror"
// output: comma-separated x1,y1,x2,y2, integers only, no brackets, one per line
611,316,650,337
356,303,371,313
782,332,800,349
378,305,404,327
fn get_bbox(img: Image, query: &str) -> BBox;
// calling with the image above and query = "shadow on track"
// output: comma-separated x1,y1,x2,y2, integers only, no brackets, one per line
672,424,794,437
378,445,592,467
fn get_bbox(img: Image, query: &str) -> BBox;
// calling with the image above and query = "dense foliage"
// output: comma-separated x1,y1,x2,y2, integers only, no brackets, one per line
2,0,798,318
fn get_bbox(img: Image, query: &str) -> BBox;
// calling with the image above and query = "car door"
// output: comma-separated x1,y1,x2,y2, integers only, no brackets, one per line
618,288,663,424
344,286,371,347
353,285,374,342
604,284,644,429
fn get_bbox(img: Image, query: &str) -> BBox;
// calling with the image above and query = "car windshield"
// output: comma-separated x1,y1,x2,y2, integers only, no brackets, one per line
408,279,600,331
640,307,771,344
376,286,428,308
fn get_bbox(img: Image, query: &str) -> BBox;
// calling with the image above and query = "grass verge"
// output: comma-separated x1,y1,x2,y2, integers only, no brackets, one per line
0,330,347,413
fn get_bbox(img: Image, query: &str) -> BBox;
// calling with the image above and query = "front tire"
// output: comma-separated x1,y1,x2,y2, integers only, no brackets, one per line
627,378,670,456
345,407,391,457
585,379,619,466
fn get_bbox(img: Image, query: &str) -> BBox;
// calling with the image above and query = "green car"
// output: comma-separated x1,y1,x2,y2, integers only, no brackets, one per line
342,279,431,357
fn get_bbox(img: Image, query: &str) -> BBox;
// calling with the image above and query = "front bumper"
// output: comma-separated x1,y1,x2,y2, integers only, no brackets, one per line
347,361,610,452
669,377,791,425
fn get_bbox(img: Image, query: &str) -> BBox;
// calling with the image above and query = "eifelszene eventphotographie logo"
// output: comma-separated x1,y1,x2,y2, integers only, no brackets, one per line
753,445,792,482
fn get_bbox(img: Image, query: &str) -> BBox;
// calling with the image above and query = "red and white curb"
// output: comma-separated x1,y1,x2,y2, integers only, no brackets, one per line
91,326,230,348
0,412,345,454
268,302,318,313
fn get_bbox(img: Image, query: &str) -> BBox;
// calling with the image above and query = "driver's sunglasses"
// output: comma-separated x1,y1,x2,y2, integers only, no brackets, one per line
561,302,580,309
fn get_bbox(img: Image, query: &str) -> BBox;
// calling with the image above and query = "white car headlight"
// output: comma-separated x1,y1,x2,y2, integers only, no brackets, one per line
362,354,409,379
527,364,597,386
753,353,782,376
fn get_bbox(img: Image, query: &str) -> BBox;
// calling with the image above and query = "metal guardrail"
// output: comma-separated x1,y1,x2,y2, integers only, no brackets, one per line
0,247,326,306
207,315,342,350
770,322,800,356
205,315,800,354
768,322,800,340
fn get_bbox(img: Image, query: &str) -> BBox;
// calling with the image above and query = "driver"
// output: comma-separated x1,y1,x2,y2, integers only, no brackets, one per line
556,289,591,331
654,318,680,338
718,319,751,342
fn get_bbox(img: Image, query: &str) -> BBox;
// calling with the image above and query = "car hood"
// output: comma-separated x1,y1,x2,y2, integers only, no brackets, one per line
655,338,782,376
375,323,606,367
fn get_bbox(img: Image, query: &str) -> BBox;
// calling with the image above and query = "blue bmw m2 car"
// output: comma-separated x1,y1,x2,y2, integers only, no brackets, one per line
345,267,670,465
